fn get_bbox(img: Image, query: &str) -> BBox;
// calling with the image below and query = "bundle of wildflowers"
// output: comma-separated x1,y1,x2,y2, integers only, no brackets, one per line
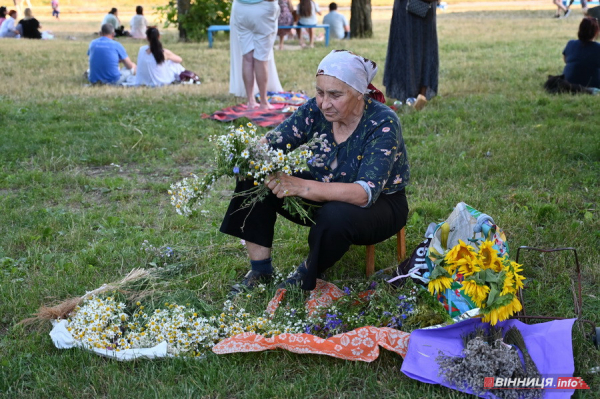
427,240,525,325
65,292,283,357
169,123,328,221
269,280,449,338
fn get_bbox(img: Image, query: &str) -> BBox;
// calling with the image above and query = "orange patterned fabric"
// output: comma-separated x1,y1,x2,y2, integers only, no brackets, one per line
213,279,411,361
265,288,287,317
306,279,346,315
212,326,410,361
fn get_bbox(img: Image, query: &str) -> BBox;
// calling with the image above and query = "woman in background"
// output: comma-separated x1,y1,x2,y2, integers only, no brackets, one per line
563,17,600,89
18,7,41,39
383,0,438,110
130,6,148,39
101,8,129,37
228,0,283,106
0,6,7,26
0,9,20,38
296,0,321,48
277,0,294,50
134,27,185,87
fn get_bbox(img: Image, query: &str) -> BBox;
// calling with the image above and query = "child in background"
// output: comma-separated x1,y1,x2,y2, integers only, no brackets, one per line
51,0,59,20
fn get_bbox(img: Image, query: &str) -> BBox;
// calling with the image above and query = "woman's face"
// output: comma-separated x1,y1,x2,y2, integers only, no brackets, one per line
315,75,363,123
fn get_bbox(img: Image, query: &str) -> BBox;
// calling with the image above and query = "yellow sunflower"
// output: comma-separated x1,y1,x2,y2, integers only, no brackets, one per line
509,261,526,290
427,276,453,295
501,269,516,296
445,240,476,265
457,256,481,277
460,279,490,308
481,295,523,325
478,240,502,271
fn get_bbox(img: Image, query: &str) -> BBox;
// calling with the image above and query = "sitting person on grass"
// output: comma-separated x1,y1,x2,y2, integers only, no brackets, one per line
562,16,600,90
0,9,20,38
221,50,409,294
101,8,129,37
0,6,7,27
322,2,349,40
134,27,185,87
88,24,136,85
129,5,148,39
18,8,41,39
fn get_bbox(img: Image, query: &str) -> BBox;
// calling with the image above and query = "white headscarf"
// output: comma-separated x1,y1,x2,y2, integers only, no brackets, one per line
316,50,378,94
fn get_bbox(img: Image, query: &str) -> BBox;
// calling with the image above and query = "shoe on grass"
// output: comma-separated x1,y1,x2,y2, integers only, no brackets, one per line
277,264,307,289
229,270,273,296
414,94,428,111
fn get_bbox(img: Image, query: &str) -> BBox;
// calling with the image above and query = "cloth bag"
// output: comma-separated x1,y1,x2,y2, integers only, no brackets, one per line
406,0,432,18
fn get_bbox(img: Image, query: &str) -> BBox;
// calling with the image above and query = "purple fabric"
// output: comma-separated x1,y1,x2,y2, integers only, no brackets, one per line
401,318,577,399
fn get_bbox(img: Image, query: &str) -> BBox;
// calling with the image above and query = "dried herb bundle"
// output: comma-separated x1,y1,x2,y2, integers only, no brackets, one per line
437,327,543,399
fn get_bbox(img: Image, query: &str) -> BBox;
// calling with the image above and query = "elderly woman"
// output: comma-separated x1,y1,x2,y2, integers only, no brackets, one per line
221,50,410,293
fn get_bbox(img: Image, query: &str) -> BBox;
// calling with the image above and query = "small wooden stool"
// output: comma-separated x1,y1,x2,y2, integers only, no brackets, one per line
365,226,406,277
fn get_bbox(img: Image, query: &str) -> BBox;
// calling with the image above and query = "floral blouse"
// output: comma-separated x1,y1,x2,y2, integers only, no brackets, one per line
267,97,410,207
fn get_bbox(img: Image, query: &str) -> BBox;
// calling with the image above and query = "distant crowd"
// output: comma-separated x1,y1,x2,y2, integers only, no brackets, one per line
0,2,597,95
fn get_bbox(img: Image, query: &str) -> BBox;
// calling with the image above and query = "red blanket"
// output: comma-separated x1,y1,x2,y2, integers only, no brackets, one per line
202,103,293,127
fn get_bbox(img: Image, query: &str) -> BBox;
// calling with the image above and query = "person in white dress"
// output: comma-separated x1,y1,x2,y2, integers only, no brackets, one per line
229,0,283,108
134,27,185,87
130,6,148,39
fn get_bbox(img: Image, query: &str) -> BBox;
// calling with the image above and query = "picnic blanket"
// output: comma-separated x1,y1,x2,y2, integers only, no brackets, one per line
202,91,310,127
212,279,411,361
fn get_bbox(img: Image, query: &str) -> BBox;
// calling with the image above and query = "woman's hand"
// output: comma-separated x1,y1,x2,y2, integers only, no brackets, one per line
266,172,304,199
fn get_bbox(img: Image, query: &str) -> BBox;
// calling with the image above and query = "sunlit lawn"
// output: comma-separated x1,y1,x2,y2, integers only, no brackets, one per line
0,7,598,399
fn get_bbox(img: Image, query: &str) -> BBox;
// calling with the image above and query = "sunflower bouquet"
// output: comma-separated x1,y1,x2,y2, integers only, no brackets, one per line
427,240,525,325
169,123,328,221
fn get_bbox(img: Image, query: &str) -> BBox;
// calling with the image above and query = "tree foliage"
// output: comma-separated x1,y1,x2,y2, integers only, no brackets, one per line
156,0,231,41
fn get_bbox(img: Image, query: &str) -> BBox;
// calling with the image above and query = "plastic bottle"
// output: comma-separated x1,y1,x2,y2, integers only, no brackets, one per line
406,97,417,107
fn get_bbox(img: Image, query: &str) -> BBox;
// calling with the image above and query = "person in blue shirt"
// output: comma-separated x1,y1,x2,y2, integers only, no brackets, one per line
322,3,349,40
87,23,136,84
221,50,410,294
562,17,600,89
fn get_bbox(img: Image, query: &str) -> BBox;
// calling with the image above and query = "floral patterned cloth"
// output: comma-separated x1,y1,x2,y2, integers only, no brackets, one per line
213,280,411,361
212,325,410,361
267,97,410,207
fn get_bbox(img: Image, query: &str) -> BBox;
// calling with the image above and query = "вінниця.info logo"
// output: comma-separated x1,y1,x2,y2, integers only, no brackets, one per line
484,376,590,390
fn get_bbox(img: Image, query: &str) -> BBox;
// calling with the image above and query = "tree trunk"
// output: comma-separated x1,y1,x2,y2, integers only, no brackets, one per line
177,0,191,41
350,0,373,39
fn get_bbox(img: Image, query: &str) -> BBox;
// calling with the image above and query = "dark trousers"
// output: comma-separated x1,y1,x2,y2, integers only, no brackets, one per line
220,175,409,290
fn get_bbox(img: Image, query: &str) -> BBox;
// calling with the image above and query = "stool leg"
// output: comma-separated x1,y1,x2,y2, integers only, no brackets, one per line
366,244,375,277
397,226,406,262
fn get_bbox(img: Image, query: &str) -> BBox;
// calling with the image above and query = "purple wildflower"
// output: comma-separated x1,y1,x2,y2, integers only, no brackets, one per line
227,154,234,161
233,166,240,174
343,286,351,295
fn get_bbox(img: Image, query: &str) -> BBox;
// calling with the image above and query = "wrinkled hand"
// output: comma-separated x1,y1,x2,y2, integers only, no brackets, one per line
266,172,304,199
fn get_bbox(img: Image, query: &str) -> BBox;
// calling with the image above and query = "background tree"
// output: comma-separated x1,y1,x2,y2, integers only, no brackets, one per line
157,0,231,42
350,0,373,38
177,0,191,41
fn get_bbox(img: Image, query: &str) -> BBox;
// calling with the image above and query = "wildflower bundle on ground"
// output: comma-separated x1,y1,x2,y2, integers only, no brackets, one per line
66,292,281,357
168,123,328,220
59,270,451,357
427,240,525,325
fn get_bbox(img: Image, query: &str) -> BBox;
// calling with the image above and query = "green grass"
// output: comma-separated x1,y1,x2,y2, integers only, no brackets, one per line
0,9,599,399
